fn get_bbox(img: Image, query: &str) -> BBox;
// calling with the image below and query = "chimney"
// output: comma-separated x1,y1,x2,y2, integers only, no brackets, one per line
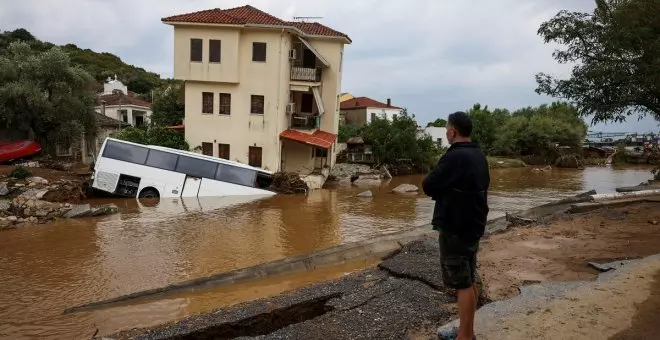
386,98,391,107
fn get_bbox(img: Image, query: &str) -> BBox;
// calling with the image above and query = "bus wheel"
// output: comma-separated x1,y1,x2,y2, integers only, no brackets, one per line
138,188,160,199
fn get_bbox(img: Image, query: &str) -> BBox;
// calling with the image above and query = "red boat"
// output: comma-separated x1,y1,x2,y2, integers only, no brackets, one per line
0,140,42,163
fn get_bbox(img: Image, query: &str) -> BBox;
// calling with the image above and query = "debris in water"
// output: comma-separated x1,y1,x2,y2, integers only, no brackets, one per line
268,172,308,194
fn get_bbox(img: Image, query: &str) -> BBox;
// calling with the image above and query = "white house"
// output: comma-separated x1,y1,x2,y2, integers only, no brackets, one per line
422,126,449,148
340,97,403,126
95,77,153,128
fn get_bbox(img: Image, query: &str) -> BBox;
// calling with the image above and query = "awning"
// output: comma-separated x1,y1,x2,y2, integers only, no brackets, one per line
280,129,337,149
312,86,325,116
298,37,330,68
290,84,310,92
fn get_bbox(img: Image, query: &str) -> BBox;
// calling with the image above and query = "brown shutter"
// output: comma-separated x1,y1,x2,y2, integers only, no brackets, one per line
248,146,262,167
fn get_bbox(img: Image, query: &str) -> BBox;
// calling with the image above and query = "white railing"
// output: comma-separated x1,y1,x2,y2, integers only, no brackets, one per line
291,67,321,82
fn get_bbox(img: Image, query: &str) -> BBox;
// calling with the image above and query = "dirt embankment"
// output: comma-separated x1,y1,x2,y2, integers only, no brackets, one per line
479,200,660,300
0,163,102,229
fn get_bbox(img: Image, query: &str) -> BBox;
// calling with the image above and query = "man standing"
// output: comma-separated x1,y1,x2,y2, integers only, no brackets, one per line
422,112,490,340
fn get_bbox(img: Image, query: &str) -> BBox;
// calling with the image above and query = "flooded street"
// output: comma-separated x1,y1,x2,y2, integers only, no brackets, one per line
0,165,654,339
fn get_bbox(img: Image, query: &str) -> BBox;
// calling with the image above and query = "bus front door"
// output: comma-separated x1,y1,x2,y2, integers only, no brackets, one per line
181,176,202,197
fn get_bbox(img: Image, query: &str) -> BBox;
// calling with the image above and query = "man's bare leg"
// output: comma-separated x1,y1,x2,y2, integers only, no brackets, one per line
456,284,477,340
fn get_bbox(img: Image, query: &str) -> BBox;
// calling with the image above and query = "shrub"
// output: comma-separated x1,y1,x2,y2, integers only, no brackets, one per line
9,166,31,179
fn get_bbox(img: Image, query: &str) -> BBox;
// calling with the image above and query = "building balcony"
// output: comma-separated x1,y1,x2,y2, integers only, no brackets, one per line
291,113,319,130
290,67,322,82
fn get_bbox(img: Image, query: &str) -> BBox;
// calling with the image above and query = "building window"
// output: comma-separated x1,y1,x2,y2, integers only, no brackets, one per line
202,92,214,114
218,143,230,160
190,38,203,62
249,146,262,167
250,95,264,114
219,93,231,115
252,42,266,62
209,39,221,63
201,142,213,156
301,93,314,113
315,148,328,158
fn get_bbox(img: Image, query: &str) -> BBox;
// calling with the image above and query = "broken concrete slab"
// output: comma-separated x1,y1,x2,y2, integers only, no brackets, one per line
90,204,119,217
64,204,91,218
378,238,444,290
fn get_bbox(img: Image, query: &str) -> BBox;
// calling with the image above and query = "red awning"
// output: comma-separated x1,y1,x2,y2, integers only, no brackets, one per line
280,129,337,149
166,125,185,130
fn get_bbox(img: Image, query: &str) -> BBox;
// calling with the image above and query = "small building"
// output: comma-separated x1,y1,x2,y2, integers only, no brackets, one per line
57,113,130,164
96,92,152,128
95,76,153,128
420,126,449,148
343,136,375,164
340,97,402,126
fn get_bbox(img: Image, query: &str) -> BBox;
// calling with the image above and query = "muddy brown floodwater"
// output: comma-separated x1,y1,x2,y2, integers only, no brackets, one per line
0,165,654,339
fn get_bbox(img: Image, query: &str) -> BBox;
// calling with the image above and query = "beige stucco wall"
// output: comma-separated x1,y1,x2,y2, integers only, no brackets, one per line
281,140,315,174
342,108,368,126
171,23,346,172
173,26,241,83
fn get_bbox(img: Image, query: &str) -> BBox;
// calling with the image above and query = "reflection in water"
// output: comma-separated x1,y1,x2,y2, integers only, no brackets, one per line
0,166,653,339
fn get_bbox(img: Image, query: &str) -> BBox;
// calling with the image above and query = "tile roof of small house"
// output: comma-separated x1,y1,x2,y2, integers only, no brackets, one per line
280,129,337,149
95,112,130,128
340,97,403,110
98,93,152,109
162,5,350,41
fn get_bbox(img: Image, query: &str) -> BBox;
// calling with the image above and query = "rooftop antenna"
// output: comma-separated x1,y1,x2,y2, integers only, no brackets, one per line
293,16,324,22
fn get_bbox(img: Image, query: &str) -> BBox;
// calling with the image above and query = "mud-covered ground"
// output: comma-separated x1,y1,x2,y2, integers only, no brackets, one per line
108,199,660,340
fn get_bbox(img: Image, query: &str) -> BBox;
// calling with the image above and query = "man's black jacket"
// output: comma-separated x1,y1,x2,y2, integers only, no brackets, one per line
422,142,490,242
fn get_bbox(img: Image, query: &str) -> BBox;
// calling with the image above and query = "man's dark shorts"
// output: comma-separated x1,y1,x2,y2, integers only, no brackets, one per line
438,230,479,290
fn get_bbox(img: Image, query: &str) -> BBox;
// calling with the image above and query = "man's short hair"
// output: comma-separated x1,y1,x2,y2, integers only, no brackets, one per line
447,111,473,137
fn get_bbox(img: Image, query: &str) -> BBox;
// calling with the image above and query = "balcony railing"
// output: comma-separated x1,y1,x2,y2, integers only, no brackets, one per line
291,67,322,82
291,113,319,130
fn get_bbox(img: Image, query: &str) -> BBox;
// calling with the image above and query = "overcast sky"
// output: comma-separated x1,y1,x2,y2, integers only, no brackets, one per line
1,0,657,133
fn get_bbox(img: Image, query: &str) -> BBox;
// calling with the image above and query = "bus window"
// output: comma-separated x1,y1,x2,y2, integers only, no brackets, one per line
176,156,218,179
145,149,178,171
103,140,149,164
216,164,256,187
256,173,274,189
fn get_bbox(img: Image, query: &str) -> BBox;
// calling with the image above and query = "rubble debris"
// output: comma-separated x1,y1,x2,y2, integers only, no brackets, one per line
268,172,308,194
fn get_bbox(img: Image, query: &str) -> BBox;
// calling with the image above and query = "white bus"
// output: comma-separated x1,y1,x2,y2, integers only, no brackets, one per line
92,138,275,199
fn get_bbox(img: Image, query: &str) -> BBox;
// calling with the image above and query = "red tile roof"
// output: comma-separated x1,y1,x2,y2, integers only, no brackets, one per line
280,129,337,149
162,5,350,41
286,21,350,40
99,93,152,109
340,97,402,110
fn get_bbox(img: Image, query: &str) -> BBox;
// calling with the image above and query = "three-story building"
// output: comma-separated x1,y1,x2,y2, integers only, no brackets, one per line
162,5,351,173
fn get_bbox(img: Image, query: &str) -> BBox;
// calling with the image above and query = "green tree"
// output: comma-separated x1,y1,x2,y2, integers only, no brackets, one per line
360,109,440,170
1,29,167,99
492,102,586,158
114,126,189,150
426,118,447,127
0,41,97,154
150,83,185,127
338,123,362,142
536,0,660,123
466,104,511,154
